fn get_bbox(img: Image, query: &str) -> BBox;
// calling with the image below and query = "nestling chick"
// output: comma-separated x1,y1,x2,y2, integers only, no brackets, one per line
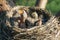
25,12,39,28
31,12,38,19
18,9,27,28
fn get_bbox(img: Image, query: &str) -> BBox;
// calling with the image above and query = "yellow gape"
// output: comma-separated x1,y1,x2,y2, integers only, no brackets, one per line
18,9,24,15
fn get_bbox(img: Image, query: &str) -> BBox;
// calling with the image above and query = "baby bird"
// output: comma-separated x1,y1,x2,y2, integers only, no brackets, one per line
18,9,27,21
25,11,39,28
17,9,27,28
31,12,38,19
31,11,42,26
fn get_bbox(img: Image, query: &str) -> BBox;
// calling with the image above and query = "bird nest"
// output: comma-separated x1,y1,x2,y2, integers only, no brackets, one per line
5,6,51,32
1,6,60,40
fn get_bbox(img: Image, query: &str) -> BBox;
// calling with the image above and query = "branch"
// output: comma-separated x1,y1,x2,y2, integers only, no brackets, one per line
35,0,48,10
0,0,15,11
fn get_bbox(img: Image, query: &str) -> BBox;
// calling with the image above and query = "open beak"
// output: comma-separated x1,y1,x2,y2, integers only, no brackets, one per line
18,9,24,15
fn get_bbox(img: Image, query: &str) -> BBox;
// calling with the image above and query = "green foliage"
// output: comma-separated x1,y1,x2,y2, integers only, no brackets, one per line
15,0,60,15
15,0,36,6
47,0,60,14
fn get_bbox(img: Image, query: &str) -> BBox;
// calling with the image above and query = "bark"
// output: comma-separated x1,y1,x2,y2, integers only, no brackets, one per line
0,0,15,11
35,0,48,10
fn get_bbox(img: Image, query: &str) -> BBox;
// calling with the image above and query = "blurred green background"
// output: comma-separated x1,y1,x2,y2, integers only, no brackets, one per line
15,0,60,15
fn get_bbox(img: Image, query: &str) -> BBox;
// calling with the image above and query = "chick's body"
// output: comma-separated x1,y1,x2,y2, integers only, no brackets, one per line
18,9,27,28
25,11,41,28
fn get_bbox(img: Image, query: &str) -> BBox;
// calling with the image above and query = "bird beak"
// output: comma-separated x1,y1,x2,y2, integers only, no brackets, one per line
18,10,24,15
